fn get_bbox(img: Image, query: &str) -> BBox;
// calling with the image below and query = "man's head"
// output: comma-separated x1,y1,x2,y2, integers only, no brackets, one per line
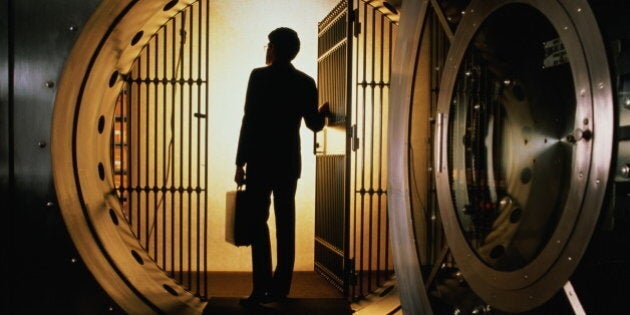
267,27,300,64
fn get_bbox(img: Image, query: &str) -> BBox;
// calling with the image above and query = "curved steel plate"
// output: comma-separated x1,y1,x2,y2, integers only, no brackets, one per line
434,0,613,312
387,1,434,314
51,0,204,314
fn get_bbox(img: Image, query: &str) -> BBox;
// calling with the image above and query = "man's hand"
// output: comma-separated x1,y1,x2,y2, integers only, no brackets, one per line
234,166,245,186
319,102,331,117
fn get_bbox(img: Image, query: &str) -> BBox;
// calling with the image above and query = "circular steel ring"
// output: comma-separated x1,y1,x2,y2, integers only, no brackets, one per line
433,0,613,312
51,1,204,314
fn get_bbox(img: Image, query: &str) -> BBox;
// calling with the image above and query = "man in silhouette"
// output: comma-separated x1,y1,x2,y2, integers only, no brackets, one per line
234,27,330,306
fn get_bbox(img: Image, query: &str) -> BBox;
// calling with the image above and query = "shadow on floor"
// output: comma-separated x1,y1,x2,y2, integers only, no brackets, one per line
202,297,353,315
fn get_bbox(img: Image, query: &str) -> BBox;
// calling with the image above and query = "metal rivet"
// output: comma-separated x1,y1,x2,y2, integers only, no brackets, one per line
44,81,55,88
563,26,568,30
577,7,582,12
621,164,630,178
598,82,605,89
556,239,562,244
583,118,589,125
69,24,78,32
70,257,77,263
38,141,46,148
568,256,573,261
523,274,529,279
46,201,55,207
596,179,601,184
624,98,630,108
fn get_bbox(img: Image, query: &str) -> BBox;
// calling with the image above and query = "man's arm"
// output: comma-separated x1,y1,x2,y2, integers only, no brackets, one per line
303,77,329,132
235,70,258,185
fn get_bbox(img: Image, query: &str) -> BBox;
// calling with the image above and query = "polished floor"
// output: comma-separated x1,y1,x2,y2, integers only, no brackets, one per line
205,271,344,298
202,272,352,315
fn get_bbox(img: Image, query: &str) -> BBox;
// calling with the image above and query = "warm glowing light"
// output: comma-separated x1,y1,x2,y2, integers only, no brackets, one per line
207,0,340,271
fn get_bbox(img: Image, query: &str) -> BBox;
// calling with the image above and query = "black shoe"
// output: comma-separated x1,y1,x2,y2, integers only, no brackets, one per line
261,292,287,304
239,294,266,308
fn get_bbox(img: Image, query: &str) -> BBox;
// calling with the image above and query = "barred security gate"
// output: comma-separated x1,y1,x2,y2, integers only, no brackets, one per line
112,0,211,298
315,0,398,300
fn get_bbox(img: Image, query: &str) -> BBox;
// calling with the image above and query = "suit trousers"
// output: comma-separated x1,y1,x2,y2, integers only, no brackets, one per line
247,175,298,296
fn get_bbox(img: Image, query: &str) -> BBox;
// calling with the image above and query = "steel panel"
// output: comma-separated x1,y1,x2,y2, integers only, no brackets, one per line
8,0,112,313
0,1,11,313
387,0,434,314
433,0,614,312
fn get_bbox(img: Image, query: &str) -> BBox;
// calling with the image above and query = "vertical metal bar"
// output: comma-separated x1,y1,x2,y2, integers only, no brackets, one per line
153,31,159,261
195,2,202,294
161,22,168,274
178,12,185,285
367,5,376,293
170,18,176,279
188,3,195,293
385,18,393,275
168,17,179,278
359,1,368,297
346,0,355,299
145,44,151,249
136,58,142,237
204,0,210,297
376,12,385,287
351,3,359,300
126,76,133,224
139,45,151,249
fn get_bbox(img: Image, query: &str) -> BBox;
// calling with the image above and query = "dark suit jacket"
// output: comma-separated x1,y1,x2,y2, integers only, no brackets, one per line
236,63,325,180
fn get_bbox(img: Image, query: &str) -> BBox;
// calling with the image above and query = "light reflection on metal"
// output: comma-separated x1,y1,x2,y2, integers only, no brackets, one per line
390,0,622,313
52,0,205,314
435,0,613,312
112,0,211,298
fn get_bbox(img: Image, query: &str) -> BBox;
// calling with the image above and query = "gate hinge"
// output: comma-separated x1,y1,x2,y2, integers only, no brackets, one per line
351,8,361,37
350,124,360,152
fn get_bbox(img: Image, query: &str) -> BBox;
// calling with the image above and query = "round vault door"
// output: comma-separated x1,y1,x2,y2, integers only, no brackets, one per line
433,0,612,312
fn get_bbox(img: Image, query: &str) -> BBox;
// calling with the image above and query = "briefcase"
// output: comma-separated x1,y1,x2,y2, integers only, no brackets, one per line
225,186,251,246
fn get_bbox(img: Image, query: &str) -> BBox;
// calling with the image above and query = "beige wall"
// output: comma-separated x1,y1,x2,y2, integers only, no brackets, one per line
207,0,340,271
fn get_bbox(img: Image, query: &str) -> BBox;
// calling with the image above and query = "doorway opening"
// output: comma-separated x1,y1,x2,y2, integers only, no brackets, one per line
52,0,401,313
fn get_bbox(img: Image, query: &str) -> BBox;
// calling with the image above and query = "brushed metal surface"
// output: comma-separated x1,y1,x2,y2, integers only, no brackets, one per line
5,0,115,313
51,1,204,314
387,1,434,315
433,0,613,312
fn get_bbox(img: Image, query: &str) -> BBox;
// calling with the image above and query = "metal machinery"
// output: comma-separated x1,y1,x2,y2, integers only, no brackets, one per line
2,0,629,314
389,0,629,314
